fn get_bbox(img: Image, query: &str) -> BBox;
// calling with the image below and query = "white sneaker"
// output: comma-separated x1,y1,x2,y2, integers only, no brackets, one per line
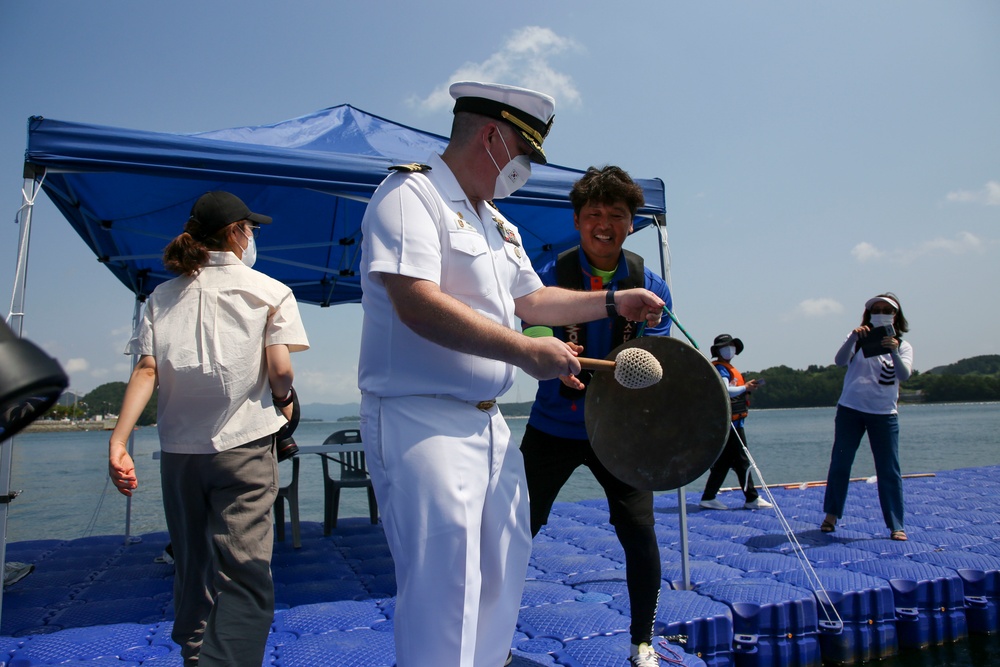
153,542,175,564
630,642,660,667
3,562,34,586
744,497,773,509
699,498,727,510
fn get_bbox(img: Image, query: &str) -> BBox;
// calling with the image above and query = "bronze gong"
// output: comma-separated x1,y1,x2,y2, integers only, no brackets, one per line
585,336,731,491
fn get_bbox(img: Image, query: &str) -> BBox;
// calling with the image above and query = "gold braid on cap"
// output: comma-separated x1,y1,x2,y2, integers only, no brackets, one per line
501,110,550,146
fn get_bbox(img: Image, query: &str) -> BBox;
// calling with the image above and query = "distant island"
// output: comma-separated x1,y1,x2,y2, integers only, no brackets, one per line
742,354,1000,410
499,354,1000,415
44,355,1000,426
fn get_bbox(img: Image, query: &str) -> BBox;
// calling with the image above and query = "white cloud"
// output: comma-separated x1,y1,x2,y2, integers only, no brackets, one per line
945,180,1000,206
851,242,884,262
854,232,989,265
795,298,844,318
897,231,987,263
63,358,89,374
409,27,582,113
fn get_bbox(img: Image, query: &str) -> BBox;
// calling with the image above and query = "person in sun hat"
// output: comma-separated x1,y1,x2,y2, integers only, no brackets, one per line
107,190,309,667
519,165,672,667
822,292,913,541
699,333,771,511
358,82,665,667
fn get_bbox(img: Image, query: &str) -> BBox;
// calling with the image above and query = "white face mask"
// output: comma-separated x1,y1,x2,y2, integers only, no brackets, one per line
719,346,736,361
870,313,894,329
239,228,257,268
487,130,531,199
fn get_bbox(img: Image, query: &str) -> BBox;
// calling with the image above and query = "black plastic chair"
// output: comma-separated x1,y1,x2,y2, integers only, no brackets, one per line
320,428,378,534
274,455,301,548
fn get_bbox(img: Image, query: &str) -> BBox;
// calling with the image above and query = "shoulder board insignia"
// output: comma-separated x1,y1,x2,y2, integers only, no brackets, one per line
388,163,431,173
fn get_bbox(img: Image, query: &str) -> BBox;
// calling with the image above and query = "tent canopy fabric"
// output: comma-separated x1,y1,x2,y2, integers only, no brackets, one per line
23,105,666,307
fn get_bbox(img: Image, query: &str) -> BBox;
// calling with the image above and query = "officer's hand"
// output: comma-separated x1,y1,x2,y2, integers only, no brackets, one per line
615,289,665,326
521,337,582,381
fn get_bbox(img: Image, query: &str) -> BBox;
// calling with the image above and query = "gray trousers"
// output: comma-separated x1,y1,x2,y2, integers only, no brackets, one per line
160,436,277,667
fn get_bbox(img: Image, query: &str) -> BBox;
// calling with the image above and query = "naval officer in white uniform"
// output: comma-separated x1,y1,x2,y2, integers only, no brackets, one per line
358,81,665,667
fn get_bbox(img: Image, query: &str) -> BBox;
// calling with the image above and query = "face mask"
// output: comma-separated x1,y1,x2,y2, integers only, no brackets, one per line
719,346,736,361
239,229,257,268
487,130,531,199
870,313,894,329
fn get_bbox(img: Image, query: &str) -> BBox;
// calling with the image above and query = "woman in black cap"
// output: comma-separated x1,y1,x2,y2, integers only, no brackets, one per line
821,293,913,540
699,334,771,510
107,191,309,667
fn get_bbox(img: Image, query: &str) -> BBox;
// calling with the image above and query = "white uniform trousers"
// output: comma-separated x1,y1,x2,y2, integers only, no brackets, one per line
361,394,531,667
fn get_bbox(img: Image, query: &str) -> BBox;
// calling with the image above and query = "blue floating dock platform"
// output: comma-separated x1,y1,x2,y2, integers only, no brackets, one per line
3,465,1000,666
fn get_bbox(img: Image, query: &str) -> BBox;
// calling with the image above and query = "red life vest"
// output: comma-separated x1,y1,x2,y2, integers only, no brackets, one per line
713,360,748,421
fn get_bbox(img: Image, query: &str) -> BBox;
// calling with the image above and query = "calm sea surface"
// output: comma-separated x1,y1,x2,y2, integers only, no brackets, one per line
4,402,1000,665
5,401,998,543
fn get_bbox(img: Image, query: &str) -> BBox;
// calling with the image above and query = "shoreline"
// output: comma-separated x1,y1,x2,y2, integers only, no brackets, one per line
20,419,117,433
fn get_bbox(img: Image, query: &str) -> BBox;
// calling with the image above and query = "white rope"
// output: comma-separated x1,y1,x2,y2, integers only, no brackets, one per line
733,423,844,630
83,475,113,538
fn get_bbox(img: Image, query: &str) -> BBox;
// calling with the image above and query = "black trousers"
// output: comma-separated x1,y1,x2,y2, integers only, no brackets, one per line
520,423,660,646
701,424,759,502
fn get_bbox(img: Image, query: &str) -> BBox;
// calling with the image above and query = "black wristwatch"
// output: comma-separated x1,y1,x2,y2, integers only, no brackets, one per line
605,290,618,318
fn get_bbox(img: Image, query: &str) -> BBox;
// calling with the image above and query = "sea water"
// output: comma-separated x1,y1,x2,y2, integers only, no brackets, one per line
4,402,1000,666
5,401,998,543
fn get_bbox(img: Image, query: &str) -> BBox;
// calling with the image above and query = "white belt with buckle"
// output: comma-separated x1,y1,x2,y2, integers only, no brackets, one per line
415,394,497,411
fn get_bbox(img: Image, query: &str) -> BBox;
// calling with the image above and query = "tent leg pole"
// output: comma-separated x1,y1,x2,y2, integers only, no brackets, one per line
122,298,144,546
676,486,691,590
0,175,46,628
653,213,671,293
654,217,688,589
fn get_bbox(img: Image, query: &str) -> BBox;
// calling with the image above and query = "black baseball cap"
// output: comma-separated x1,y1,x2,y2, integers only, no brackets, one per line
188,191,272,236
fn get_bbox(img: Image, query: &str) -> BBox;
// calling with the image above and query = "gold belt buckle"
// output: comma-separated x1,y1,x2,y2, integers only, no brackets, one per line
475,400,496,411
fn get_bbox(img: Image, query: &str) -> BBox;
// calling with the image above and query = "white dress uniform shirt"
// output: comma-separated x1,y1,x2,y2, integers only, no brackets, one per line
359,152,543,401
127,251,309,453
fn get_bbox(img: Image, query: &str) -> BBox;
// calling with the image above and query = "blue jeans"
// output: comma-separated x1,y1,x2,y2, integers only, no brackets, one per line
823,405,904,532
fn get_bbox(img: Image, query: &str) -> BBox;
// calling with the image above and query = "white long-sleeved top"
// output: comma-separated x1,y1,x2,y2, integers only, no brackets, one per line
835,331,914,415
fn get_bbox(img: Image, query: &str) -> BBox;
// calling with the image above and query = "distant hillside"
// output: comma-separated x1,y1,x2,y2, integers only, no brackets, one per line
55,355,997,423
50,382,157,426
499,354,1000,411
926,355,1000,376
300,402,361,422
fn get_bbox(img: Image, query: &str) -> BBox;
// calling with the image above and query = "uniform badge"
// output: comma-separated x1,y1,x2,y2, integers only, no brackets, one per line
493,216,521,248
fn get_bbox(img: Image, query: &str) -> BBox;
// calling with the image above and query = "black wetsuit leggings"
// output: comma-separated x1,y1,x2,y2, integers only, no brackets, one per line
520,424,661,645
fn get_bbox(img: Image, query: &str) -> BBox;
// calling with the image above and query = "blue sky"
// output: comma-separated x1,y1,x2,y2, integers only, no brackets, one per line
2,1,998,405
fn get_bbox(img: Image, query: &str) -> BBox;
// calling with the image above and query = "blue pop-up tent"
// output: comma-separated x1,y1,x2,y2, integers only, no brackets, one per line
18,105,668,307
7,102,671,543
4,105,678,609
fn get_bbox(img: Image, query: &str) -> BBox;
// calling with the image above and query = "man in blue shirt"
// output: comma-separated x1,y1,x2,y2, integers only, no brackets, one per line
520,166,672,667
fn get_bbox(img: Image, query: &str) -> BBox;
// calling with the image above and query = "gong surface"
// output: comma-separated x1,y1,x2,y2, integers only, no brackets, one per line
585,337,731,491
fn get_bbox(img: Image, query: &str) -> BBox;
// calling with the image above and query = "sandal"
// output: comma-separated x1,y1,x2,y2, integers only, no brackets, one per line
890,530,908,541
820,520,836,533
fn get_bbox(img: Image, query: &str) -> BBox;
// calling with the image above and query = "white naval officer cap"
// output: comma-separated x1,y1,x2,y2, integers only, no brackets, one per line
449,81,555,164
